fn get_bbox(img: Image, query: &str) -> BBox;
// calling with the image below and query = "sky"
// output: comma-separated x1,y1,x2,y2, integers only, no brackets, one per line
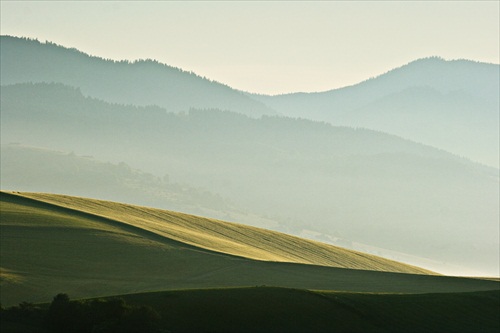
1,1,499,95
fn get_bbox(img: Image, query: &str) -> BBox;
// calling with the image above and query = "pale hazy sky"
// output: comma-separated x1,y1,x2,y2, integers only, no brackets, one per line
1,1,499,95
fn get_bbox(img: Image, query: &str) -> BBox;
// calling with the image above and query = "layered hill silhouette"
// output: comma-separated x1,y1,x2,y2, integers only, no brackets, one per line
252,57,500,168
3,191,499,309
1,82,498,276
1,35,497,167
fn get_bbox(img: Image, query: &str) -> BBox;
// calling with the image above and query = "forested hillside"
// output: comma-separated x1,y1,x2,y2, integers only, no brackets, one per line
0,36,275,117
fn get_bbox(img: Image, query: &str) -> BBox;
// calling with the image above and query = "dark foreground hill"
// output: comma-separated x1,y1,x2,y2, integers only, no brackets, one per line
108,287,500,333
2,288,499,333
2,191,499,309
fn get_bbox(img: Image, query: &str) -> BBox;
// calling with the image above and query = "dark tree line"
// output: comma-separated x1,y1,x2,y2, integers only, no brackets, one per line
0,294,164,333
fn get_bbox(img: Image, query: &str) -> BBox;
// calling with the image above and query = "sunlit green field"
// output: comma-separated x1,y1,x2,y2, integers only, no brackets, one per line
2,191,435,272
1,191,498,309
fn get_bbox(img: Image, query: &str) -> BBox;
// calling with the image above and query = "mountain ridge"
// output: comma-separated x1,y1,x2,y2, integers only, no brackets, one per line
0,35,277,117
2,35,496,167
251,57,499,167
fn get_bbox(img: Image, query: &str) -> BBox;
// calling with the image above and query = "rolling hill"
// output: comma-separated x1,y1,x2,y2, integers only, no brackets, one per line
4,288,499,333
2,191,499,308
114,287,500,333
1,82,498,276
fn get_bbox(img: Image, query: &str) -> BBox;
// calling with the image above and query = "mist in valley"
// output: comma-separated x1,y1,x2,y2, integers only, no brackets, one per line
1,36,499,277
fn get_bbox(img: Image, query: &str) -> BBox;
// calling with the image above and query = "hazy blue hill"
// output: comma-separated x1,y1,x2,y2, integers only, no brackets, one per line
0,144,279,230
252,57,499,167
253,57,498,117
337,86,498,167
1,82,498,276
3,35,497,166
0,145,235,217
1,82,453,160
0,35,276,117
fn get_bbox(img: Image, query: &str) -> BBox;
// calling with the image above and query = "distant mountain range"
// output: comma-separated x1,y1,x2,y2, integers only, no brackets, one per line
0,36,276,117
1,36,497,167
1,35,499,276
252,57,499,168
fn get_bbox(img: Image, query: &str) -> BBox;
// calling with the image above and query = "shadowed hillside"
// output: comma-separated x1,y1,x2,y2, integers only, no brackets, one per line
119,287,500,333
3,191,499,307
2,288,499,333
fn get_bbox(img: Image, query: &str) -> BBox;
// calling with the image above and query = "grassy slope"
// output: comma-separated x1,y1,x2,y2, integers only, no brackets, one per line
3,288,498,333
117,287,500,333
4,191,433,273
1,191,498,307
